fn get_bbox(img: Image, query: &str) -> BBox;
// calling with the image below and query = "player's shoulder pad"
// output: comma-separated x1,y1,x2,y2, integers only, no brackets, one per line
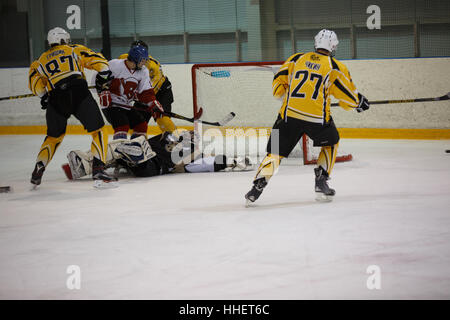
330,56,349,73
37,49,52,62
288,52,304,63
73,45,105,59
70,43,89,50
148,55,160,65
29,59,40,69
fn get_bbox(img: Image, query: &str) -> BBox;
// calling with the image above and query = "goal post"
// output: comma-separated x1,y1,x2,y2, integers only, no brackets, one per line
191,61,352,165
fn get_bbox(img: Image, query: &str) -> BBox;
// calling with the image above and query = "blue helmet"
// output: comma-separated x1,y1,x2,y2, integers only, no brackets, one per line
127,45,148,66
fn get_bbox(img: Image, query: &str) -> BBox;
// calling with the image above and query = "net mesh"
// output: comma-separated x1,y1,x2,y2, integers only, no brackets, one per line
192,62,352,164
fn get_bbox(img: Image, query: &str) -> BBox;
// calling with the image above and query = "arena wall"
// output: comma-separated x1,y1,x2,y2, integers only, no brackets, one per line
1,57,449,139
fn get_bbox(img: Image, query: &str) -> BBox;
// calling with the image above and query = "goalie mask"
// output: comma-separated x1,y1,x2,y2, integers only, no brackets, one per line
314,29,339,56
47,27,70,46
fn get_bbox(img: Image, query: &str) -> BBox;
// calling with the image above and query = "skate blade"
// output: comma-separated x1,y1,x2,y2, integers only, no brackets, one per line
93,180,119,189
245,199,253,208
30,184,39,191
315,192,333,202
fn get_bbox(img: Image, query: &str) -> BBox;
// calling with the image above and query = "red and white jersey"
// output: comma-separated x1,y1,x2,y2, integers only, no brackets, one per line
106,59,155,109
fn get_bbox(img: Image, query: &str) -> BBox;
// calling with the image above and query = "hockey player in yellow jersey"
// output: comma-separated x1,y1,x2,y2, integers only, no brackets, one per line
28,27,117,189
245,29,370,204
118,40,176,134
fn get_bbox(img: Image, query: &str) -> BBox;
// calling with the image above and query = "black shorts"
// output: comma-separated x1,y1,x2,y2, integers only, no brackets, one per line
46,78,105,137
140,78,174,123
102,106,147,130
266,115,340,157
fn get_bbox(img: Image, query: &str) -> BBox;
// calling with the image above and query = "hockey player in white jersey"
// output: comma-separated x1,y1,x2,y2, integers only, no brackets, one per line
97,45,164,140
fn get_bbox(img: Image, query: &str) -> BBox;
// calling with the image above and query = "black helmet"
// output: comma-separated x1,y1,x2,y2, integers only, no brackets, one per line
131,40,148,50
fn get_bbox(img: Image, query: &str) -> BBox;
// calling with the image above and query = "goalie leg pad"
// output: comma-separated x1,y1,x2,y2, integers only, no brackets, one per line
114,135,156,166
67,150,93,179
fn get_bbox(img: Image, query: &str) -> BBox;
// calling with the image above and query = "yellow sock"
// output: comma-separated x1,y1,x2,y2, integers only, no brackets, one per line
316,143,339,175
90,128,108,163
156,116,176,133
254,153,283,182
36,134,64,166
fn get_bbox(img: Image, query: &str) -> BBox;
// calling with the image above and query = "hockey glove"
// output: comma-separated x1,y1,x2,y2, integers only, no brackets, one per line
95,70,113,92
356,93,370,113
40,92,49,110
147,100,164,120
98,90,112,107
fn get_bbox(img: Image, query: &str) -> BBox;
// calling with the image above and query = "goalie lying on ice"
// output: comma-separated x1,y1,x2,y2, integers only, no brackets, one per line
62,131,255,180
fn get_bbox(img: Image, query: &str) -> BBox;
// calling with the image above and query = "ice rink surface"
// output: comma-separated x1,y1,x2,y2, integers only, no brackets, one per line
0,135,449,299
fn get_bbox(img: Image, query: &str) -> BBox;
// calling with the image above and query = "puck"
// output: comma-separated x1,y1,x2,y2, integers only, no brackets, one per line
446,150,450,153
0,186,11,193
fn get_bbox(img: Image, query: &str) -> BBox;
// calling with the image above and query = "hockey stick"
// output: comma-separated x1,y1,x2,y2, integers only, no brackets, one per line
112,101,236,127
331,92,450,107
0,85,97,101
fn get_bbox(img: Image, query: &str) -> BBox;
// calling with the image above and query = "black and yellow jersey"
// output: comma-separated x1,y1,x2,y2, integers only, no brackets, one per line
119,53,166,93
273,52,361,124
29,44,109,97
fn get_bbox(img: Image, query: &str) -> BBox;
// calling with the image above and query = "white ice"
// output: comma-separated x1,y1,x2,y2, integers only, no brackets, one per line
0,135,450,299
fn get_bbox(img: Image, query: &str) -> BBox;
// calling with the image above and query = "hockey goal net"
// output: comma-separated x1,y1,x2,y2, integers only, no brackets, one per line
191,62,352,164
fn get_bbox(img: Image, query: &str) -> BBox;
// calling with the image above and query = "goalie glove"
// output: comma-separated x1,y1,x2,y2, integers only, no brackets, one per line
356,93,370,112
226,156,255,172
114,136,156,166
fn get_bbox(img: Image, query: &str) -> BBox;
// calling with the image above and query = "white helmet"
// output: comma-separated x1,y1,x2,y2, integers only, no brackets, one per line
47,27,70,46
314,29,339,55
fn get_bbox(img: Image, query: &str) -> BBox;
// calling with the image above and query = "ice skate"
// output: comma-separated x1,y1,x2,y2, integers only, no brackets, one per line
30,161,45,190
92,157,118,189
245,177,267,207
314,167,335,202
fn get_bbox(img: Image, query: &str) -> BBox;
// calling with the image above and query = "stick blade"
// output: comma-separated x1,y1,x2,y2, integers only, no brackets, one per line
218,112,236,126
0,186,11,193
